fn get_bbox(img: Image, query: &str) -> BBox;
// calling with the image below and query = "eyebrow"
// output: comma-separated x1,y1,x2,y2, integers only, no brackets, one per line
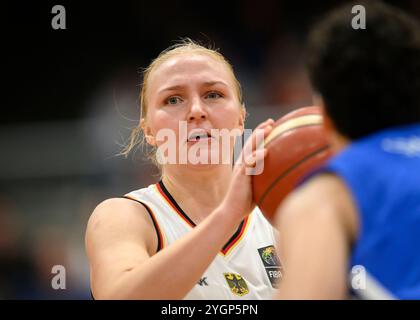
203,81,229,87
158,81,229,94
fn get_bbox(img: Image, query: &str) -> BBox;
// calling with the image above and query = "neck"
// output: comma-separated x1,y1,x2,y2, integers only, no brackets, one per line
161,164,233,222
331,132,350,153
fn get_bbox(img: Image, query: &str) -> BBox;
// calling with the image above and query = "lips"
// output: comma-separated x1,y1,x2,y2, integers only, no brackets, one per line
187,129,213,142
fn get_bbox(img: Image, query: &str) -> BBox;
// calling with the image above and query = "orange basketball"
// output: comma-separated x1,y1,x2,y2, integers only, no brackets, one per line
253,106,334,224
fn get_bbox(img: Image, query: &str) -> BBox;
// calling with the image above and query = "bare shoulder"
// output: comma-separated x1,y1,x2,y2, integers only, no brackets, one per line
275,173,359,241
86,198,159,298
86,197,158,256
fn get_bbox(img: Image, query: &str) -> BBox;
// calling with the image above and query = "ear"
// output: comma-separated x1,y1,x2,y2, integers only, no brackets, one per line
314,93,349,152
238,105,246,134
140,118,156,146
314,94,333,134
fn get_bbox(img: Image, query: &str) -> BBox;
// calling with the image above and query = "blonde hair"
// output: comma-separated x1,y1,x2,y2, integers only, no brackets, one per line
121,38,245,162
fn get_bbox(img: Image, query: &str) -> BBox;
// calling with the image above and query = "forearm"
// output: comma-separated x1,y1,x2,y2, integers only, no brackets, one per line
100,204,242,299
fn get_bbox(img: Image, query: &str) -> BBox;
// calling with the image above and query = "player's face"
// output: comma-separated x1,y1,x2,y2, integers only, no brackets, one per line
143,53,244,165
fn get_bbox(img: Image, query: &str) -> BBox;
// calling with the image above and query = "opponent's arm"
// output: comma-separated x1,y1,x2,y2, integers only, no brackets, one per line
274,173,358,299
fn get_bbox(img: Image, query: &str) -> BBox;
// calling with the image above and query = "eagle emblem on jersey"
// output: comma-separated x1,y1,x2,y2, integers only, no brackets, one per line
223,273,249,296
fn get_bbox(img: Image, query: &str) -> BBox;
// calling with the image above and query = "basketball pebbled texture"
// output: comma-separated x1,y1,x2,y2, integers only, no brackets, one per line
252,106,334,224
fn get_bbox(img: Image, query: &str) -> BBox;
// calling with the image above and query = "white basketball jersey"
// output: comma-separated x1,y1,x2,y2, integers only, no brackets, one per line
125,181,282,300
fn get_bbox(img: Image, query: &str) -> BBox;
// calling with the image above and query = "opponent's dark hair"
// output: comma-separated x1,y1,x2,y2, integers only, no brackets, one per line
307,1,420,140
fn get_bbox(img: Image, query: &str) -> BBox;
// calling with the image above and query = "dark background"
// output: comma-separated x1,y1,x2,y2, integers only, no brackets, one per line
5,0,418,124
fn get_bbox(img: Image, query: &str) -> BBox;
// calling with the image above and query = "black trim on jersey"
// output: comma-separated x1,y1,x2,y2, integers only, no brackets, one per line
222,219,245,251
158,181,196,227
158,180,245,252
121,196,163,253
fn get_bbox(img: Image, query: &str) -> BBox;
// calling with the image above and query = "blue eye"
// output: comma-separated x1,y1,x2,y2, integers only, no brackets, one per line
206,92,222,99
166,96,182,105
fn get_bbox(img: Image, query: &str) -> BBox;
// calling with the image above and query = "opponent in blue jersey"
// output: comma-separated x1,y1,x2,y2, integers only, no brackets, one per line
274,1,420,299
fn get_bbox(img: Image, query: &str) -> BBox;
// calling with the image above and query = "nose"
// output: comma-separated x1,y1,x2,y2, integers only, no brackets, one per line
187,97,208,122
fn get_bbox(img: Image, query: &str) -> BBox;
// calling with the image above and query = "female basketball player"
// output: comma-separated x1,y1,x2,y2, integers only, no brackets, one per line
85,40,279,299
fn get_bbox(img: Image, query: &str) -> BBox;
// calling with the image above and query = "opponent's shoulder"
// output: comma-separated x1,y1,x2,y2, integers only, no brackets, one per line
276,173,358,240
286,173,351,211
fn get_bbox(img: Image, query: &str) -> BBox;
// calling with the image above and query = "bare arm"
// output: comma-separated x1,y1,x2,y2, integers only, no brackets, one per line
274,174,358,299
86,197,245,299
86,119,274,300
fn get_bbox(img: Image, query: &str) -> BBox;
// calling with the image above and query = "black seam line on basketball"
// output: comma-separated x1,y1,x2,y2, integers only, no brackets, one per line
120,196,162,253
265,123,322,149
158,180,245,251
257,145,331,206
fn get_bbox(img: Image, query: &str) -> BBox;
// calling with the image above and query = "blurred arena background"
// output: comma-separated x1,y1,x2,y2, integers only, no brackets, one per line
0,0,419,299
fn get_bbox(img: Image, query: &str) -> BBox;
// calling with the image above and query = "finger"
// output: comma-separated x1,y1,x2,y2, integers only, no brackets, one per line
236,118,274,167
244,148,268,176
243,123,273,159
256,118,275,129
245,120,271,150
244,148,267,168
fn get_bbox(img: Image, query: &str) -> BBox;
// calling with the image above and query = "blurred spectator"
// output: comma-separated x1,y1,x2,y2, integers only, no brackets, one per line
260,34,313,108
0,197,36,299
28,227,90,299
